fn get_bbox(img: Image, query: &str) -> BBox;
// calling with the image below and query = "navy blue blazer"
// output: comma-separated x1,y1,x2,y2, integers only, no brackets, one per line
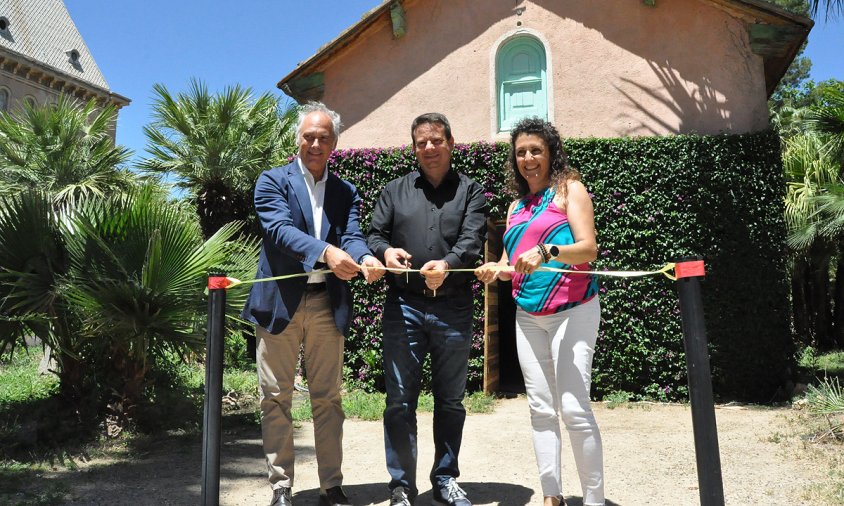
241,161,372,336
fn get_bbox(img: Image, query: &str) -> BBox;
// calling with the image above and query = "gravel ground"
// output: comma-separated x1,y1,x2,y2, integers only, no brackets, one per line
49,397,827,505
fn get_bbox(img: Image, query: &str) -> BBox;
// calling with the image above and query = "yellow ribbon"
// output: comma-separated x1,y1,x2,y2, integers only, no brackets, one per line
221,262,677,289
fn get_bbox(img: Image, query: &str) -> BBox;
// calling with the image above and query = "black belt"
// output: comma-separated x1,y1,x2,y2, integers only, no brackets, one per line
304,282,326,293
408,286,463,299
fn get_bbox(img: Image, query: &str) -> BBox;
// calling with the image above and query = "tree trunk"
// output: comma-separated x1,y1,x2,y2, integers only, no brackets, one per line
791,258,811,345
808,244,835,350
834,249,844,348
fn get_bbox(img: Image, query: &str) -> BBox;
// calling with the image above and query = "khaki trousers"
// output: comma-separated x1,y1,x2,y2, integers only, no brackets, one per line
256,289,345,491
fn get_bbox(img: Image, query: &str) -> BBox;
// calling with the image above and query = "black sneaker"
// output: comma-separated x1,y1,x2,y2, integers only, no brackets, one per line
431,477,470,506
390,486,413,506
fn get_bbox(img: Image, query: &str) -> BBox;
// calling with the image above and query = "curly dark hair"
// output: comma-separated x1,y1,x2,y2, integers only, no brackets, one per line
508,117,579,197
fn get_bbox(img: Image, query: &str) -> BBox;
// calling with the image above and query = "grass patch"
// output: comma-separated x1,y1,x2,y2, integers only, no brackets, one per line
798,347,844,377
343,390,385,421
817,351,844,376
0,462,69,505
792,375,844,503
464,391,496,413
163,361,257,398
603,390,632,409
291,390,496,421
0,348,58,405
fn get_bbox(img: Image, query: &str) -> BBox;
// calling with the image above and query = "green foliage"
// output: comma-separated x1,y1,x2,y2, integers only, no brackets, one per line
290,389,493,421
804,83,844,166
817,351,844,375
291,396,312,422
342,390,386,421
0,462,69,505
330,131,790,401
569,132,791,401
799,345,821,369
140,79,297,238
807,0,844,19
0,188,259,415
0,95,136,205
463,391,496,414
222,368,258,396
806,376,844,416
0,348,58,405
604,390,632,409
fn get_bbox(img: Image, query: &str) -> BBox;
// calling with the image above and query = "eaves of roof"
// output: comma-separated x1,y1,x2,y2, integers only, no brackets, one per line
276,0,393,95
0,45,130,107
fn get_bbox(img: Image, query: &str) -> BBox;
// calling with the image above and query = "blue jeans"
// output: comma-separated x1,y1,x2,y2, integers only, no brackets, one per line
382,288,473,494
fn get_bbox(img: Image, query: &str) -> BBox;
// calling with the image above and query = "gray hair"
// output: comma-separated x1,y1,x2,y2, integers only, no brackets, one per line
296,101,342,140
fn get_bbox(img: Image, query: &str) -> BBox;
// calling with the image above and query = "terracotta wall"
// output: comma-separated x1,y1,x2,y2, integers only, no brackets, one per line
315,0,768,149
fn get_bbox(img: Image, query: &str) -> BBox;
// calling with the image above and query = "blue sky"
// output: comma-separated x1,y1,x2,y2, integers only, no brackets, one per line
65,0,842,163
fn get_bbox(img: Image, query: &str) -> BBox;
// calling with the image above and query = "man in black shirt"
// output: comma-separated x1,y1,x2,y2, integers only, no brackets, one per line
367,113,487,506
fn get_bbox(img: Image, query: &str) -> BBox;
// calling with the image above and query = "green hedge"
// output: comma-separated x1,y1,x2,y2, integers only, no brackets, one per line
330,130,793,402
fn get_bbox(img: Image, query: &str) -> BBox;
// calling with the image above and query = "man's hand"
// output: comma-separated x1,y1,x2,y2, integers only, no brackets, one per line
360,256,386,284
325,245,360,281
384,247,413,272
420,259,449,291
475,261,500,284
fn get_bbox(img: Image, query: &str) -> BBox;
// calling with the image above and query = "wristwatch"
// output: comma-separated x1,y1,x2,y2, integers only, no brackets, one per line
548,245,560,259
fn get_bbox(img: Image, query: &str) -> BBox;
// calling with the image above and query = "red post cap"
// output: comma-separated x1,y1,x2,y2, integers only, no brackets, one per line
208,276,231,289
675,260,705,279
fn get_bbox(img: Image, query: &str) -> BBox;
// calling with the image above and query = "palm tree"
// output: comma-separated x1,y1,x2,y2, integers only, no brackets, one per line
0,188,258,413
809,0,843,18
0,191,84,400
60,187,258,417
803,84,844,166
783,134,841,348
0,95,135,205
141,80,297,238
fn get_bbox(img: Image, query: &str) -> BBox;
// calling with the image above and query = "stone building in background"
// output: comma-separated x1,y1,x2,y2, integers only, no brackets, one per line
0,0,128,135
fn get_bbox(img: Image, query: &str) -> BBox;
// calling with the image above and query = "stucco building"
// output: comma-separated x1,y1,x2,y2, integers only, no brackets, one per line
0,0,128,126
278,0,810,148
278,0,811,395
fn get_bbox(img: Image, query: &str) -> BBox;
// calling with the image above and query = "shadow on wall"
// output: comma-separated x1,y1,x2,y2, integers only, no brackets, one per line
614,61,730,136
538,0,746,136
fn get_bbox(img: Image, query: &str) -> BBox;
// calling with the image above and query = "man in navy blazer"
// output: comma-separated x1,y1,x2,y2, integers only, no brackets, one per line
242,102,384,506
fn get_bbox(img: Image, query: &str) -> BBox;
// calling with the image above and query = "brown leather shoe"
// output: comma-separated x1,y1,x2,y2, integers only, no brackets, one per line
270,487,292,506
319,486,352,506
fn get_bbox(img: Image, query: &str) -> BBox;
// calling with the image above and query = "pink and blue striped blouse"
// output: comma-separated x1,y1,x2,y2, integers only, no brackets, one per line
503,186,598,315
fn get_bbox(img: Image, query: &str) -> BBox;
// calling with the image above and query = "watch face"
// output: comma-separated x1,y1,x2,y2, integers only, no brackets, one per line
549,245,560,257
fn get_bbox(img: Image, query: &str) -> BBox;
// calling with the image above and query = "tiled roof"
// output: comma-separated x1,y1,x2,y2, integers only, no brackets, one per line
0,0,110,90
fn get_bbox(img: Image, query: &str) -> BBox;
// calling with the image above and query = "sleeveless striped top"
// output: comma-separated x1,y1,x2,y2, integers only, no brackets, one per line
503,186,598,315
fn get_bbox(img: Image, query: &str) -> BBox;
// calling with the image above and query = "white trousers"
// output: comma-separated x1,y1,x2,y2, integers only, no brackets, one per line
515,296,604,506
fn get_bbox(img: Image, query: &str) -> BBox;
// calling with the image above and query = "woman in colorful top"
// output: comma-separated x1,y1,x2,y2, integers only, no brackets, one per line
475,118,603,506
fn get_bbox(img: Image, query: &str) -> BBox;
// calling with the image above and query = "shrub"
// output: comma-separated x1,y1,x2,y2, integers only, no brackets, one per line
330,131,792,401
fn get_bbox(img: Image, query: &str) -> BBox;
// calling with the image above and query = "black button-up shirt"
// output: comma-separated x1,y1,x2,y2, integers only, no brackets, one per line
367,168,487,295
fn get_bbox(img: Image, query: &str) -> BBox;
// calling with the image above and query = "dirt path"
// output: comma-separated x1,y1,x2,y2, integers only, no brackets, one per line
53,397,823,505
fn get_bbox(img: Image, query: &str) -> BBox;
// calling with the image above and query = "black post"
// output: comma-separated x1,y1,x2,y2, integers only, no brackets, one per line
674,257,725,506
201,272,227,506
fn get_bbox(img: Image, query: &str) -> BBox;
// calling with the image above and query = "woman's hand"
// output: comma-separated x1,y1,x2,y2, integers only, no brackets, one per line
475,262,502,284
513,246,544,275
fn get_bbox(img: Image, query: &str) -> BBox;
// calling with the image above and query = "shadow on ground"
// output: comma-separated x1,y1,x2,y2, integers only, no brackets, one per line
294,483,622,505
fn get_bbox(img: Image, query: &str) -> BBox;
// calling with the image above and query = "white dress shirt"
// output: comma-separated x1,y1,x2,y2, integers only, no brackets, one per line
297,157,329,283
